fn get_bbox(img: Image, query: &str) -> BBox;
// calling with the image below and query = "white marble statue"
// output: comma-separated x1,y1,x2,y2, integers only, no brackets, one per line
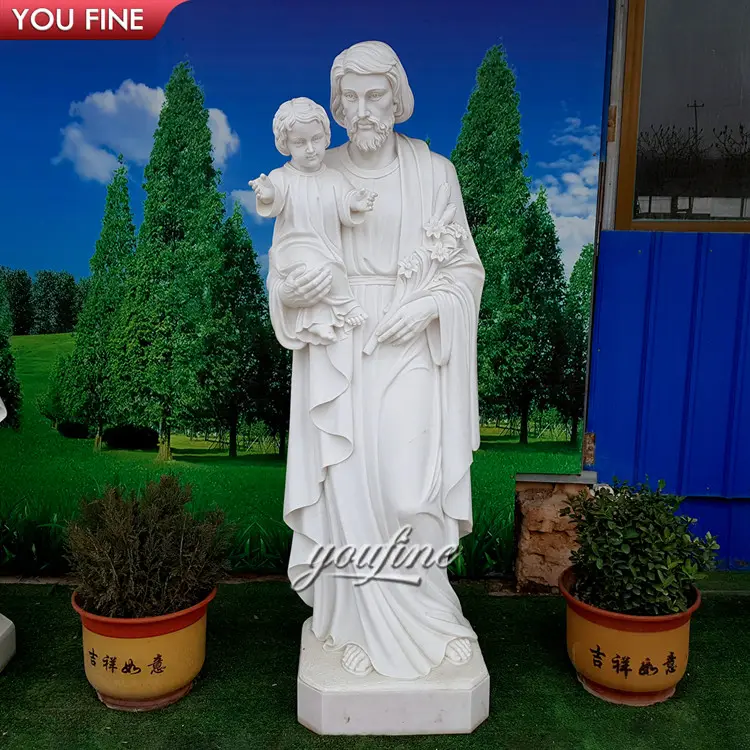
0,395,16,674
251,97,375,345
265,40,486,685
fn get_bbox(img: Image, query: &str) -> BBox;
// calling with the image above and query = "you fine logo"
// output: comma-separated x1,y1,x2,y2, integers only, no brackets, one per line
0,0,188,40
291,525,461,592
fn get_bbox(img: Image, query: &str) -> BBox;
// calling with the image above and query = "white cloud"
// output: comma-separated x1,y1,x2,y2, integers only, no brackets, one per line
53,79,240,183
231,189,270,225
550,117,601,155
535,118,600,275
52,123,121,183
208,108,240,167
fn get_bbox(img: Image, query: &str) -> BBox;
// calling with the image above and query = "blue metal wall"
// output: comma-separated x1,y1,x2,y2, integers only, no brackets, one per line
586,230,750,568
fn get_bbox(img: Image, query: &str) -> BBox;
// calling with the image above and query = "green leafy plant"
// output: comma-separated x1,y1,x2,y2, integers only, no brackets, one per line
561,480,719,616
449,507,514,579
0,504,68,576
66,475,233,618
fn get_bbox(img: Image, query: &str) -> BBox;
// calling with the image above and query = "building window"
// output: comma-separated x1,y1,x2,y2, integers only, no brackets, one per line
616,0,750,231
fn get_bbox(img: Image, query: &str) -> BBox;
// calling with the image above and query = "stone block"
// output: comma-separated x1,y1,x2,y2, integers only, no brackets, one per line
297,618,489,735
514,474,594,592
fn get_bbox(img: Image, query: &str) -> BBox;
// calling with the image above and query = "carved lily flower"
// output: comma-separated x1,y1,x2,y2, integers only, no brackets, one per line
430,241,451,262
424,219,444,239
398,255,419,278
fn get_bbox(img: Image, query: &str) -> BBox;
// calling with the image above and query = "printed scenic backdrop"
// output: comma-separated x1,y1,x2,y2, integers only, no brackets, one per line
0,0,607,577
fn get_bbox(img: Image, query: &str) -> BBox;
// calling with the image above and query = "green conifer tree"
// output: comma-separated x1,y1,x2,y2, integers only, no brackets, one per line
111,63,225,460
69,156,136,449
198,203,269,457
558,242,595,443
498,190,567,442
451,45,531,425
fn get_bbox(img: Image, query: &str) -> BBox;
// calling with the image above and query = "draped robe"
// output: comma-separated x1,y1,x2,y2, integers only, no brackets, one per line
267,134,485,679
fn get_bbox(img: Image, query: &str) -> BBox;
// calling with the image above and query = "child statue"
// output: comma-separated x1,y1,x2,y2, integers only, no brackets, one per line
250,97,376,344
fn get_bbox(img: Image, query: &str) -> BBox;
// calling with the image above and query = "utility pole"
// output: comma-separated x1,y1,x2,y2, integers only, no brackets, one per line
687,99,705,142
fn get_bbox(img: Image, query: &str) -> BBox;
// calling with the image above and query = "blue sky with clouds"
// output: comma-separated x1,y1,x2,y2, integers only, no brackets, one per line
0,0,608,280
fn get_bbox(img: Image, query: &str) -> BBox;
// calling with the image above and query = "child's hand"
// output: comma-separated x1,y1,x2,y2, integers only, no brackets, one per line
351,188,377,213
249,174,275,203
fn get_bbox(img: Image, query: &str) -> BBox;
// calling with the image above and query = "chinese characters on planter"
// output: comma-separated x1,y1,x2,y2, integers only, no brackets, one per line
589,645,677,678
88,649,166,675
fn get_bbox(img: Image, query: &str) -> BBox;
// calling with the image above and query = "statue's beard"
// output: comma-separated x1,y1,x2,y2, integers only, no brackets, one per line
347,114,394,152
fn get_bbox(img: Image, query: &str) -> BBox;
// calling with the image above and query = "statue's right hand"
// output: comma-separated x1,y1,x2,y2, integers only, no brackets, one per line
249,174,275,203
279,266,332,308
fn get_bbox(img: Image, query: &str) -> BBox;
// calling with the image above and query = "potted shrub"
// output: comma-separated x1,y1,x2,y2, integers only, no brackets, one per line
67,475,232,711
558,480,718,706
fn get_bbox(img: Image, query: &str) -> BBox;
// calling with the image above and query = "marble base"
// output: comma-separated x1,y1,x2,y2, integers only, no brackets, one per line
297,617,490,735
0,613,16,673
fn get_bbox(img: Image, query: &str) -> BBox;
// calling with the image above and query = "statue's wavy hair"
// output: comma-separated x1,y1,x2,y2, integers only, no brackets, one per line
272,97,331,156
330,41,414,128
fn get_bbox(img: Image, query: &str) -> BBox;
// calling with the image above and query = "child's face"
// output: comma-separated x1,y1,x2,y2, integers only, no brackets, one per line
287,120,327,171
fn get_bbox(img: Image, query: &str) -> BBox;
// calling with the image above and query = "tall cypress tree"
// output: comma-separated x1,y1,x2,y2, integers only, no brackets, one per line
69,156,136,450
498,189,567,443
111,62,225,460
197,202,268,457
557,242,595,444
450,45,531,424
0,277,21,429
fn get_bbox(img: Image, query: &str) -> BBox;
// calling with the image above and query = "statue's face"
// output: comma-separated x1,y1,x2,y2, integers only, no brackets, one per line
286,120,327,171
340,73,396,152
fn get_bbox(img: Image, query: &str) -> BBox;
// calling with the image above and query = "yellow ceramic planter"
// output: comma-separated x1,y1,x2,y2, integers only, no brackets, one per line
559,568,700,706
72,588,216,711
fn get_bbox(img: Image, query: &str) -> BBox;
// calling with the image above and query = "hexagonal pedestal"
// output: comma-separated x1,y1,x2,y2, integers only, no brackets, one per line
0,613,16,673
297,617,490,735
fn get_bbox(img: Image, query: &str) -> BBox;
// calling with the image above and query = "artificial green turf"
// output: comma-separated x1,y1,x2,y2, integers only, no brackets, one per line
700,571,750,592
0,582,748,750
1,334,582,565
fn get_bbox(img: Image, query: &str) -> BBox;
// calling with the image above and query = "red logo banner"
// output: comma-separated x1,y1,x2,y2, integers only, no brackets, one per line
0,0,188,39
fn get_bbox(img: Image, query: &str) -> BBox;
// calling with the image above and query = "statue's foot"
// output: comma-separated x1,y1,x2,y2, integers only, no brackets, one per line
341,643,373,676
445,638,473,665
345,314,367,327
345,307,368,327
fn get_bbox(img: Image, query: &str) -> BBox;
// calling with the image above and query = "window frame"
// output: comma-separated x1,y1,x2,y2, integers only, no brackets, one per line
615,0,750,233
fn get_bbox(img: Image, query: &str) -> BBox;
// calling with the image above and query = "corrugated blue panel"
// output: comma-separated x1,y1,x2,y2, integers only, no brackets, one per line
680,497,750,570
726,248,750,498
587,230,750,568
586,231,651,480
683,235,749,496
636,233,701,493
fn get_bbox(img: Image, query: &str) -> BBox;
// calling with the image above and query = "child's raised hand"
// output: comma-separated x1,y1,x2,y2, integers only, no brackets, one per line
351,188,377,213
249,174,275,203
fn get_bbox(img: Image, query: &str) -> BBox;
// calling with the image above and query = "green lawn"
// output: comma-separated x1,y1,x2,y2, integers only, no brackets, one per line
1,334,581,574
1,581,748,750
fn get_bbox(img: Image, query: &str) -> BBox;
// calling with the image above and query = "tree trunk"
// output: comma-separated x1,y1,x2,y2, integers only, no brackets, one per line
570,417,579,445
94,422,102,452
158,415,172,461
519,401,530,445
229,411,238,459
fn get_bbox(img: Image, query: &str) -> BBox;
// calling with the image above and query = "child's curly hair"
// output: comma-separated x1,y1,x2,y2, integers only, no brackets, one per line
272,97,331,156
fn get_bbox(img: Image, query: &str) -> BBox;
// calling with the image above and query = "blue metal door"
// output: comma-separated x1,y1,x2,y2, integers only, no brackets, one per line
586,230,750,568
